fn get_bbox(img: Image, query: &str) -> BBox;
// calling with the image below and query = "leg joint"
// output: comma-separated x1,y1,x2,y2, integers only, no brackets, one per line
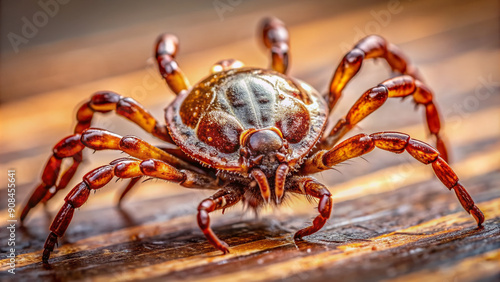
345,48,365,65
406,138,440,164
89,91,121,112
370,132,410,153
82,165,115,190
198,198,216,213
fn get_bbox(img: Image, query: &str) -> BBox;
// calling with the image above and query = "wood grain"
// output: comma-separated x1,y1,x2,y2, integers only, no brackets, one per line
1,0,499,281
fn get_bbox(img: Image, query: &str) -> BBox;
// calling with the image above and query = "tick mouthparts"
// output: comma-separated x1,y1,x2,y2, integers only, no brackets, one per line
275,163,289,204
251,164,289,205
251,168,271,204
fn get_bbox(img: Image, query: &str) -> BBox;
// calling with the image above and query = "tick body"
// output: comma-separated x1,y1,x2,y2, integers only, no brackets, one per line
167,68,327,174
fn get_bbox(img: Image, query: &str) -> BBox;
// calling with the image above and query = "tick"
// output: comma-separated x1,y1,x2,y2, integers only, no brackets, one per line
20,17,484,263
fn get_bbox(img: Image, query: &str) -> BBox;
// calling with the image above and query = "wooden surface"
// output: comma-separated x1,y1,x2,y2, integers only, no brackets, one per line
1,0,499,281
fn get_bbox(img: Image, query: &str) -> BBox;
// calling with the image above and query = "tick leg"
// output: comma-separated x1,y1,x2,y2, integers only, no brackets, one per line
40,152,83,204
302,132,484,226
155,34,190,94
42,157,219,263
321,75,448,161
40,90,174,201
75,91,171,141
327,35,421,112
21,90,174,221
117,144,216,203
287,177,333,239
21,135,85,222
81,128,203,174
261,17,289,74
197,187,243,254
82,129,217,189
20,128,197,222
42,159,128,264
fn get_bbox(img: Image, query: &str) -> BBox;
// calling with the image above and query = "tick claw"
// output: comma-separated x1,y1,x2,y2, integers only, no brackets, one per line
220,242,231,254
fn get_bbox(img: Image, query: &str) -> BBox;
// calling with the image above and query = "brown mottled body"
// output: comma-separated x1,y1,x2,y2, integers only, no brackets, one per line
21,17,484,264
166,68,328,173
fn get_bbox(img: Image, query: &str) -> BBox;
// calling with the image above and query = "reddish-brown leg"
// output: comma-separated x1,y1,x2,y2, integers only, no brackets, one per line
42,157,219,263
287,177,333,239
197,187,243,254
52,90,173,197
21,135,85,222
74,91,171,140
43,159,133,264
155,34,190,94
327,35,422,112
21,125,188,222
321,75,448,161
261,17,290,74
39,89,175,202
80,128,203,173
21,90,173,221
301,132,485,226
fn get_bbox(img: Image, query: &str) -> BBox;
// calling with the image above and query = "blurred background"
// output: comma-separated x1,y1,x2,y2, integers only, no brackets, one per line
0,0,499,280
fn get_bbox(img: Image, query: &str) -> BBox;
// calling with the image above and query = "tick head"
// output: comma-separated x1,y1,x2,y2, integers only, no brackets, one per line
240,127,290,204
240,127,288,173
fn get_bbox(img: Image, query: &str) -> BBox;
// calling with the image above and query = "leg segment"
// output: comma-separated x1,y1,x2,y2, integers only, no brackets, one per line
261,17,290,74
42,157,219,263
287,177,333,239
301,132,484,226
197,187,243,254
155,34,190,94
321,75,448,161
327,35,422,111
